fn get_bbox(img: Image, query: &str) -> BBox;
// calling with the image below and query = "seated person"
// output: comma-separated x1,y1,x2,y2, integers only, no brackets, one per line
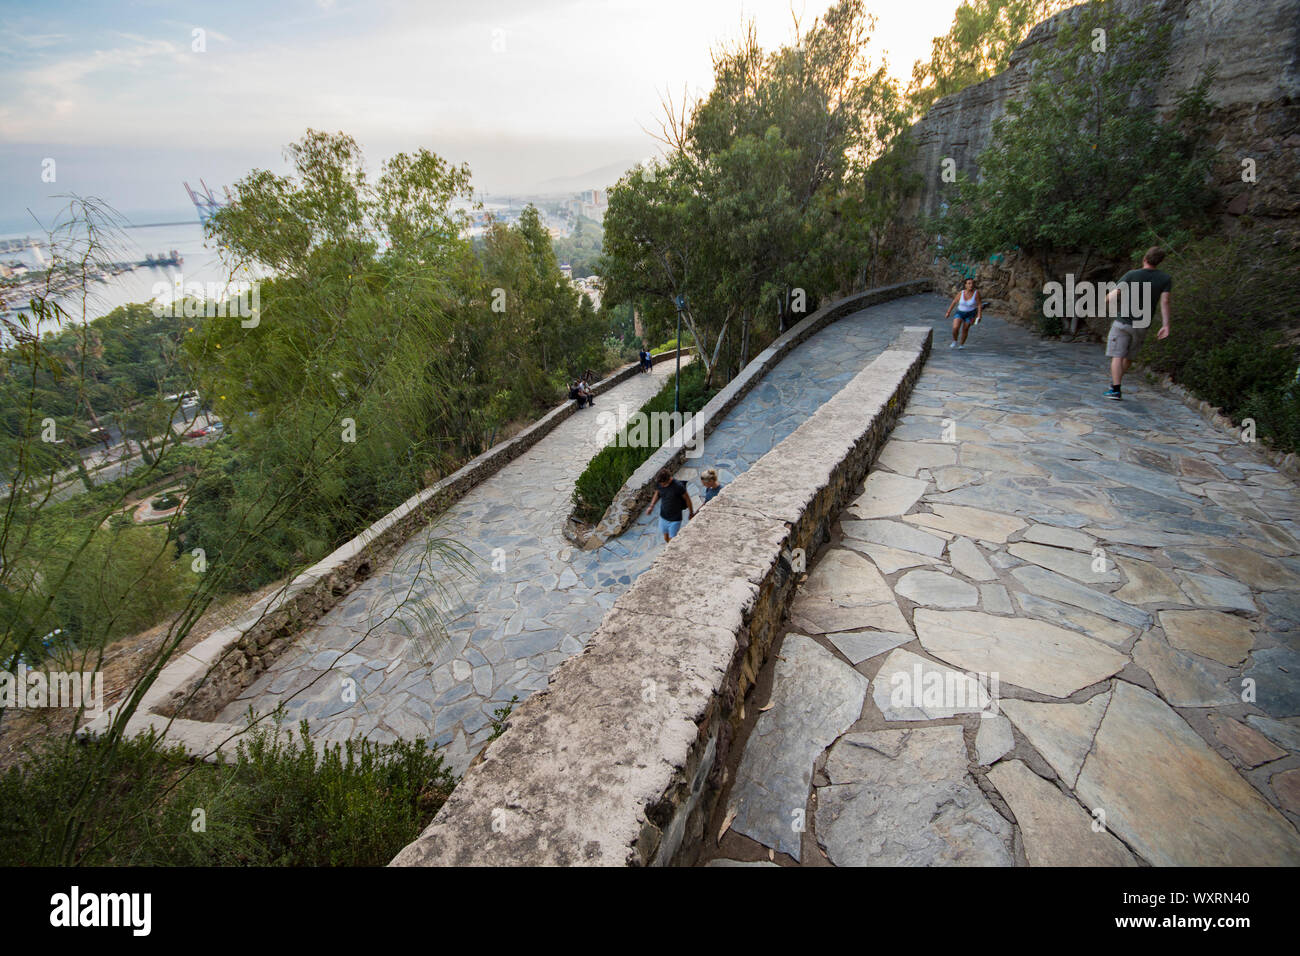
568,381,589,408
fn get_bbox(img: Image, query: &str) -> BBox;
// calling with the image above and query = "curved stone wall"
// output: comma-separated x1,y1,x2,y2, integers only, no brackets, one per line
573,279,933,550
78,348,694,756
390,324,934,866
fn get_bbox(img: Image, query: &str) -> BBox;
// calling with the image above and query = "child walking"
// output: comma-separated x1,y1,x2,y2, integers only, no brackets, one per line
700,468,724,503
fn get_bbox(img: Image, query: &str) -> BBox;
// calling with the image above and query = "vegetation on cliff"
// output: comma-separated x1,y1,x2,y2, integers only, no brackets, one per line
906,0,1074,116
939,0,1215,285
929,0,1298,453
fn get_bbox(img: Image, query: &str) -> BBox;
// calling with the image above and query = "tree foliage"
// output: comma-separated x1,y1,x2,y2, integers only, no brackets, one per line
938,0,1215,280
600,0,912,387
180,131,612,592
907,0,1074,116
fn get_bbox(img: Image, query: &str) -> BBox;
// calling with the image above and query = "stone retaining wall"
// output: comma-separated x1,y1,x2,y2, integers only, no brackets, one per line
390,324,933,866
1145,369,1300,482
79,348,694,756
572,280,933,549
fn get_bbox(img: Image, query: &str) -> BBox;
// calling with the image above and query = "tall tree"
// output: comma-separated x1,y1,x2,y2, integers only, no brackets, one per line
601,0,908,384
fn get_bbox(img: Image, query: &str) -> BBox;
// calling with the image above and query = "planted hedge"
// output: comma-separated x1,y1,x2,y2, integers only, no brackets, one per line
570,362,717,525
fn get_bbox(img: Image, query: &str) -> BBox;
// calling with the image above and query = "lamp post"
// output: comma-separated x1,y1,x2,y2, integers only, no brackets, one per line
673,293,685,414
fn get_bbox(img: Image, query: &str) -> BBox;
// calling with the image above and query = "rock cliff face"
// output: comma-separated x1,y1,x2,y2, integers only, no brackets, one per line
900,0,1300,323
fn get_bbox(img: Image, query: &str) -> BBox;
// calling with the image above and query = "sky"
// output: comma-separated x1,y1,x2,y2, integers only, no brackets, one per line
0,0,968,233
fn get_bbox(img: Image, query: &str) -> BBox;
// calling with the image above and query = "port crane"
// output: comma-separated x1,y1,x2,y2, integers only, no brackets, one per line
183,179,232,226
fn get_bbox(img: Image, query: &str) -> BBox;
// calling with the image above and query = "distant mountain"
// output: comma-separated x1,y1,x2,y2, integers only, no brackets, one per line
530,160,642,195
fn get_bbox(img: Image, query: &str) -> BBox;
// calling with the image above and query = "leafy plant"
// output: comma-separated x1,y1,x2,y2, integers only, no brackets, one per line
1141,231,1300,452
570,361,717,524
0,721,456,866
487,695,519,742
939,0,1215,292
600,0,912,388
906,0,1074,116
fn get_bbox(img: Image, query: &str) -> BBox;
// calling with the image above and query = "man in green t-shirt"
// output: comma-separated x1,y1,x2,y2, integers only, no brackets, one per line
1102,246,1172,400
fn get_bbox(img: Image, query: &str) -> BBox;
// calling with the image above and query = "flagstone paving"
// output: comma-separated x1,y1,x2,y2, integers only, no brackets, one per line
709,309,1300,867
215,296,934,773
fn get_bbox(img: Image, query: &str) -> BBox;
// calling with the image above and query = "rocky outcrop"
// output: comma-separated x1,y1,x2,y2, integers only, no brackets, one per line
903,0,1300,321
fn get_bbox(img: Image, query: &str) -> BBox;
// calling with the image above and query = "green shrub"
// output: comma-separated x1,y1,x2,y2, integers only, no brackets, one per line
649,338,679,355
570,361,717,524
1140,232,1300,452
0,721,456,866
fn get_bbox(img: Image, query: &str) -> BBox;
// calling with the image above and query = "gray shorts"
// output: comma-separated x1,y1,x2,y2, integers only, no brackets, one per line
1105,321,1147,360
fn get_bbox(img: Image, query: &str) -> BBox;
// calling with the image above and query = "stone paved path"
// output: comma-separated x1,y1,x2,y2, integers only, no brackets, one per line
713,304,1300,866
218,297,931,773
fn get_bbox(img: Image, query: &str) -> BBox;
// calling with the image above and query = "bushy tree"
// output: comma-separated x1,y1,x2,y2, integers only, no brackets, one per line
601,0,910,385
940,0,1215,287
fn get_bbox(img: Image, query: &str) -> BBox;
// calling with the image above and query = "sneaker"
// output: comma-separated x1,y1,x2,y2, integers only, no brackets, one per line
958,344,966,349
949,341,958,349
1104,386,1122,400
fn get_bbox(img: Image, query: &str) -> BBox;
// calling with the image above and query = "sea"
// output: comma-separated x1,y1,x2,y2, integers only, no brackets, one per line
1,197,537,341
0,212,253,337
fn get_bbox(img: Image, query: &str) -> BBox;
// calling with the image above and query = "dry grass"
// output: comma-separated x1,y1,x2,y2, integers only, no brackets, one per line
0,580,283,771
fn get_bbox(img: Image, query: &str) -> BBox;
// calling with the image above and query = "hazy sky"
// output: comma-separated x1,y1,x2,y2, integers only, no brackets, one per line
1,0,966,231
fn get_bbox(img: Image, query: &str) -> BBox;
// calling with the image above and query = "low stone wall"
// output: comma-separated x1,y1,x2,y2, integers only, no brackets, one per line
78,349,694,756
572,279,933,549
390,324,933,866
1145,370,1300,481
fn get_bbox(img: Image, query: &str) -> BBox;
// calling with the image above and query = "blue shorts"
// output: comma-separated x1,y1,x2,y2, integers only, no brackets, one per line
659,516,683,538
956,309,977,324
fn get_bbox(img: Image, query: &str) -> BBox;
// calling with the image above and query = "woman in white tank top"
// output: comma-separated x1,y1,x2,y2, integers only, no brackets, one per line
944,277,982,349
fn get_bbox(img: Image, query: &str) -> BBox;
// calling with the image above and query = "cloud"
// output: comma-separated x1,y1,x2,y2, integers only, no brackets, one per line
0,1,968,203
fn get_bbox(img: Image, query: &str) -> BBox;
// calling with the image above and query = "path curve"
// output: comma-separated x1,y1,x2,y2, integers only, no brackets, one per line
219,296,936,771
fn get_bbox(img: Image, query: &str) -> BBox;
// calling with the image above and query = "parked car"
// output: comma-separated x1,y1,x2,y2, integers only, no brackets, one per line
185,428,207,439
